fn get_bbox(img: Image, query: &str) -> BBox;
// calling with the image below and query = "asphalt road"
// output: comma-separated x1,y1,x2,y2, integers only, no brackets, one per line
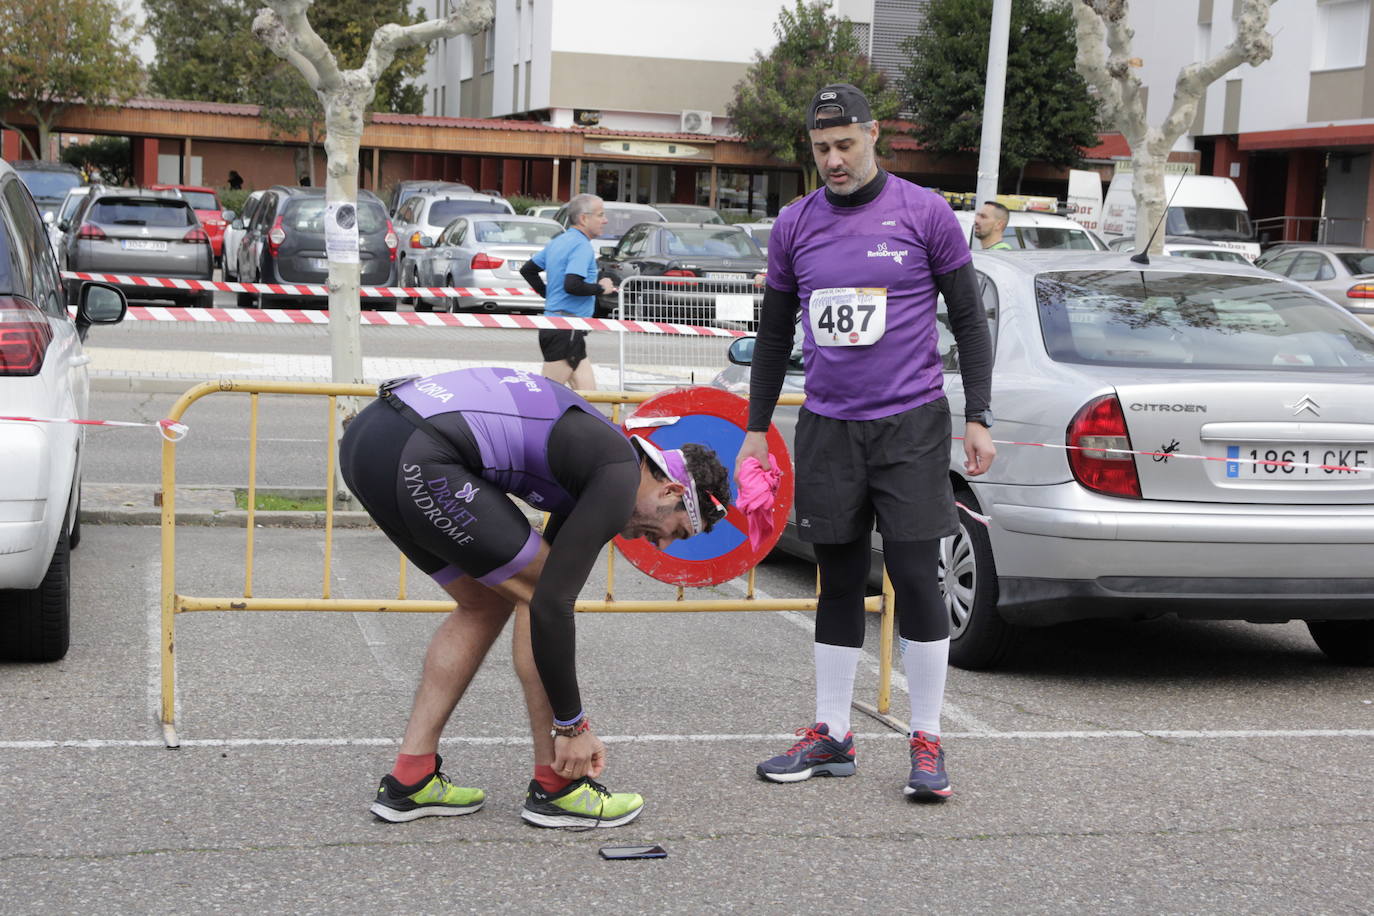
3,318,1373,913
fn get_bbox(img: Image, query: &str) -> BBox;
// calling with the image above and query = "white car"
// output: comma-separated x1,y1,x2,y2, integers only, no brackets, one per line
0,160,127,662
733,220,775,256
47,185,94,266
953,209,1108,251
221,189,265,281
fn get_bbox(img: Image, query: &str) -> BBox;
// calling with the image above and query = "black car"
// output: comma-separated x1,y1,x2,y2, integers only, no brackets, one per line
595,222,766,322
10,161,84,223
233,186,398,309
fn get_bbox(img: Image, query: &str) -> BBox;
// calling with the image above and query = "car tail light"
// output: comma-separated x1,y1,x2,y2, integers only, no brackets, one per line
408,231,426,249
663,269,696,277
385,221,398,260
1347,283,1374,299
267,217,286,256
0,296,53,376
184,226,210,243
471,253,504,270
77,222,106,240
1066,394,1141,499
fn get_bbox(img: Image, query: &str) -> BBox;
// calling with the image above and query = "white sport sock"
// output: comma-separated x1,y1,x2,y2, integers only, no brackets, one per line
903,637,949,737
814,642,861,738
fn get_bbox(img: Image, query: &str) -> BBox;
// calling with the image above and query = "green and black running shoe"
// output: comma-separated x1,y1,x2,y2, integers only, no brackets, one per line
370,755,485,823
520,777,644,829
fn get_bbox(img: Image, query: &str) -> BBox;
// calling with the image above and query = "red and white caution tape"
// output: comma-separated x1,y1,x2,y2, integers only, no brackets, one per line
61,271,541,301
0,415,188,442
65,301,749,337
955,436,1374,476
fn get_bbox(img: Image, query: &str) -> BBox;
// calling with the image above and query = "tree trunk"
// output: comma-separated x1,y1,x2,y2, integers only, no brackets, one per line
1131,151,1167,253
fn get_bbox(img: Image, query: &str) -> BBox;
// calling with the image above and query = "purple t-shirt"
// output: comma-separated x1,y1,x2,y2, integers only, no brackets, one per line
766,177,971,420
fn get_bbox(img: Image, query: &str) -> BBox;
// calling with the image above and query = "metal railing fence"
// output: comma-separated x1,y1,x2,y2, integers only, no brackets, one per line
157,381,897,747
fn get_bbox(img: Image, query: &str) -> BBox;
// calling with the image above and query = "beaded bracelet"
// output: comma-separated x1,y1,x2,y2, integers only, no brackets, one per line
551,714,591,739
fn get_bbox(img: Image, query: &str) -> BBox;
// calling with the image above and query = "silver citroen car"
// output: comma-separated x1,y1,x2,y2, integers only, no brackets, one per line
712,251,1374,670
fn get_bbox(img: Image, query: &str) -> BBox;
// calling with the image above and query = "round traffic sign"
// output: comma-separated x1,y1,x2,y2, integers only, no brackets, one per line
615,386,793,587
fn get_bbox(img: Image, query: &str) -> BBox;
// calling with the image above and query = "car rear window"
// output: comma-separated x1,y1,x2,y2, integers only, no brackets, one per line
470,220,562,245
284,199,387,234
181,191,220,210
1036,270,1374,371
0,217,13,294
1337,251,1374,275
661,227,760,258
1011,227,1100,250
427,200,510,225
15,170,81,200
604,208,663,238
89,198,195,227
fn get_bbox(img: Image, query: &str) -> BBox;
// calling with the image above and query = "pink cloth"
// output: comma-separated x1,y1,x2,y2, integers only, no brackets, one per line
737,456,783,550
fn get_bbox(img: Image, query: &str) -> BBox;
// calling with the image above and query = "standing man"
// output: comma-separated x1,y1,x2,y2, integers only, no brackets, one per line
973,200,1013,250
520,194,617,390
340,366,731,827
736,84,996,801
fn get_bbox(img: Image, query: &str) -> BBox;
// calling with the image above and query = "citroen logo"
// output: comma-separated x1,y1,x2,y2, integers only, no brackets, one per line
1287,395,1320,417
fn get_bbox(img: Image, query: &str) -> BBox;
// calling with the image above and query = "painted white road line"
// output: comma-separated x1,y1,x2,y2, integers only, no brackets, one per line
3,730,1373,751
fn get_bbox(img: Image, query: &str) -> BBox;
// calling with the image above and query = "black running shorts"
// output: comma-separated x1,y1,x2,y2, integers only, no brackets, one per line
538,328,589,368
338,399,541,587
793,397,958,544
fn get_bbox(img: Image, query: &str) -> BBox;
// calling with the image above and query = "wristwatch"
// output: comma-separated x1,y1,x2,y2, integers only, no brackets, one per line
966,409,994,428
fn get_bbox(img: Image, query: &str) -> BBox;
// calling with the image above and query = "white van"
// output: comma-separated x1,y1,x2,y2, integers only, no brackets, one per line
1101,173,1258,260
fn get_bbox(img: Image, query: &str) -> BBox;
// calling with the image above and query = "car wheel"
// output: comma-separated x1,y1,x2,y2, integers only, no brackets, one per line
191,290,214,309
1306,621,1374,665
0,522,71,662
942,489,1013,670
236,292,255,308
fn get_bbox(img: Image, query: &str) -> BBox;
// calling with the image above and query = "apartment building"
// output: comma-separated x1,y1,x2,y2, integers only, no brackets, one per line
1115,0,1374,245
413,0,921,209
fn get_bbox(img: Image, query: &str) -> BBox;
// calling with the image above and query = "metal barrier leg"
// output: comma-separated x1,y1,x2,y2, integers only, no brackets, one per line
159,426,180,748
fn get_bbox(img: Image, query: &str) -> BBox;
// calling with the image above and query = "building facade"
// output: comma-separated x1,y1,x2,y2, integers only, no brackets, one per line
1114,0,1374,245
413,0,926,211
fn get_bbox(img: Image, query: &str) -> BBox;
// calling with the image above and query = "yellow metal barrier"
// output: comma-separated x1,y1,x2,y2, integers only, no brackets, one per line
158,380,897,747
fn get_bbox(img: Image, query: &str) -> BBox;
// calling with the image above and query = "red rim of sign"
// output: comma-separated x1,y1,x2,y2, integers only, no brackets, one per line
615,386,794,587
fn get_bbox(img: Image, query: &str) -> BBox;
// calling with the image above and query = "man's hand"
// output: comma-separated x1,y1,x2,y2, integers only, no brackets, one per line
734,430,771,482
963,422,996,476
598,277,616,294
553,729,606,780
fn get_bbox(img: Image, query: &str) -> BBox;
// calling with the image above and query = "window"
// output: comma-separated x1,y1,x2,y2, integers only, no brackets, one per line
1337,251,1374,274
1288,253,1328,282
1260,251,1298,275
1313,0,1370,70
89,198,194,228
483,28,494,73
1036,270,1374,370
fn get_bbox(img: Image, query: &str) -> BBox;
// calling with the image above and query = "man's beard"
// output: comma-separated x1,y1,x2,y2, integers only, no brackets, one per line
823,146,877,196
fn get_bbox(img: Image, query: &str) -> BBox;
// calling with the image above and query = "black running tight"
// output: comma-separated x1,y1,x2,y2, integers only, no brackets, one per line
813,537,948,647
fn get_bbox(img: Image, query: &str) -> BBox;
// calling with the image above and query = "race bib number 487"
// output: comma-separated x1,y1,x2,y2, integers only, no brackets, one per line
808,287,887,347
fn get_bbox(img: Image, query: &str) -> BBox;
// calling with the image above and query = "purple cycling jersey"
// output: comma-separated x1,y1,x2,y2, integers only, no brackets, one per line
387,366,623,515
766,177,971,420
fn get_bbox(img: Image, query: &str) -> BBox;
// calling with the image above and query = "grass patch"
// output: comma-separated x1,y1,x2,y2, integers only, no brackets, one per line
234,490,328,512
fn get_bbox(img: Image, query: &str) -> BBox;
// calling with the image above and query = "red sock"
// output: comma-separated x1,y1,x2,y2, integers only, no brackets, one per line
534,764,571,794
391,752,436,787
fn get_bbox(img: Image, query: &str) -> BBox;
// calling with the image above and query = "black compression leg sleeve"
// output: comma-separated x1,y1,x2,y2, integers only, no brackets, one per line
813,537,872,648
884,539,949,642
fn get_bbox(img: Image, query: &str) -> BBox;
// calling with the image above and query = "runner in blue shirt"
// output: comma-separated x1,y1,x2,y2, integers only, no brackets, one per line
520,194,617,390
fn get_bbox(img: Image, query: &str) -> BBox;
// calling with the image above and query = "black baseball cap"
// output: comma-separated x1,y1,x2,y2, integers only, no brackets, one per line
808,83,873,130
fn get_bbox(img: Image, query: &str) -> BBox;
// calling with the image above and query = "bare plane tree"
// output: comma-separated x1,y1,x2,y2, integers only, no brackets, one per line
253,0,494,385
1073,0,1276,254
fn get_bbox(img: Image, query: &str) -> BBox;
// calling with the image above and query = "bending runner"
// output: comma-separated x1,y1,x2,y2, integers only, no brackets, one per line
340,366,731,828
